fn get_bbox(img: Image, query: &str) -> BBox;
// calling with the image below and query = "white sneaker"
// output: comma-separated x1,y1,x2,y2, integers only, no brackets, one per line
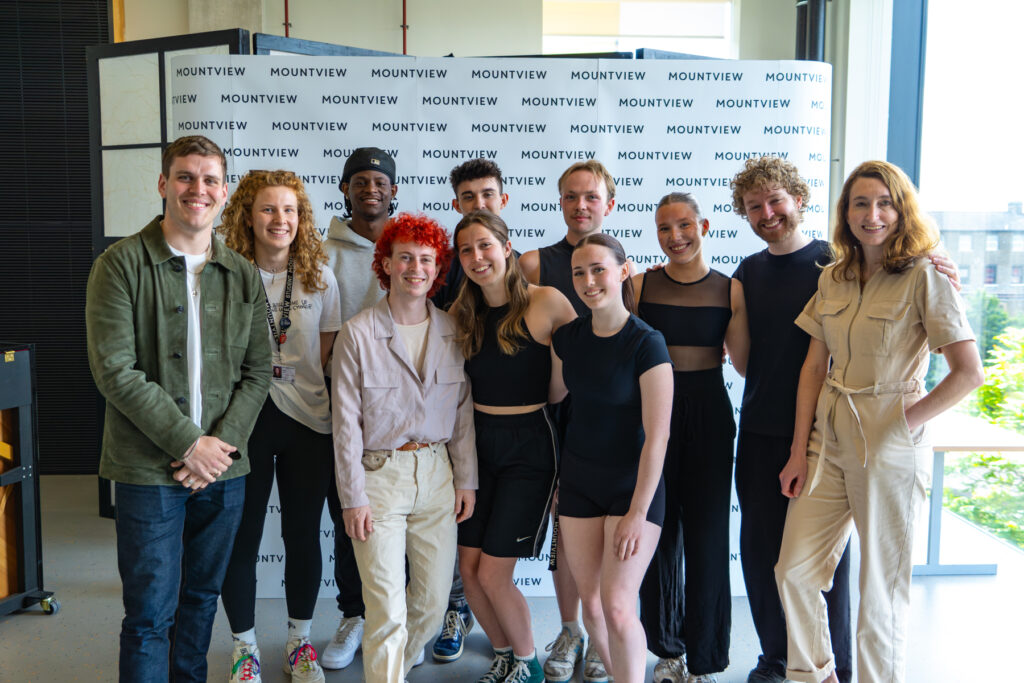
688,675,718,683
582,641,609,683
653,656,688,683
542,627,583,682
321,615,364,670
283,636,326,683
229,641,261,682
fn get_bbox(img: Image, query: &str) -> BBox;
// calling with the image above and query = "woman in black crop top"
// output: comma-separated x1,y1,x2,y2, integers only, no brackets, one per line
549,233,673,683
449,210,577,683
630,192,750,682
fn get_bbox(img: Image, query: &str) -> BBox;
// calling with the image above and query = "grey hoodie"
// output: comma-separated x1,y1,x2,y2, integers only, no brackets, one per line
324,216,386,324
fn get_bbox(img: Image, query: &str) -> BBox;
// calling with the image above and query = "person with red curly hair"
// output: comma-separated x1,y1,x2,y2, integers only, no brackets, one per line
331,212,478,683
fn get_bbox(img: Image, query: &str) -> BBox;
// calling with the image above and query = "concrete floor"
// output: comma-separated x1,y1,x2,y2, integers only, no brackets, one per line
0,476,1020,682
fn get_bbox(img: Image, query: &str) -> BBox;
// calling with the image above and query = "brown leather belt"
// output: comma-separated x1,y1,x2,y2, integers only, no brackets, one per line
395,441,433,451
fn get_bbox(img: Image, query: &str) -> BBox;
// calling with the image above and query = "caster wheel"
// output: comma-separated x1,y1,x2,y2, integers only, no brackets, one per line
40,597,60,615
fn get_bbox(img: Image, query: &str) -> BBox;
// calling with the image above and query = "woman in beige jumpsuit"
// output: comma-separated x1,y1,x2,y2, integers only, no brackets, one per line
774,161,984,683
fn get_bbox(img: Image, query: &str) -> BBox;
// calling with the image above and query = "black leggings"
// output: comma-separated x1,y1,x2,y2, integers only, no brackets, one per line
221,398,333,632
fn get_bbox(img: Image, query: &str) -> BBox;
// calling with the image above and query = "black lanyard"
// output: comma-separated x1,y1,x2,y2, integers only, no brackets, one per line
260,256,294,351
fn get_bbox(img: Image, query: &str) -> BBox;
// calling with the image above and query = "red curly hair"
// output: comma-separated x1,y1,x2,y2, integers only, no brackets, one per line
372,213,452,298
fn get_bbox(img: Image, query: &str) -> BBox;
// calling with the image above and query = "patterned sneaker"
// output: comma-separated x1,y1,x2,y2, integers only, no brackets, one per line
504,654,545,683
432,607,468,662
321,615,363,670
477,649,513,683
688,674,719,683
229,641,261,683
582,641,609,683
542,627,583,682
283,637,325,683
653,656,688,683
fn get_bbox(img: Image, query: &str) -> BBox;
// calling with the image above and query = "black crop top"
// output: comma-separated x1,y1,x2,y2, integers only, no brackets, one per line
637,268,732,371
465,304,552,406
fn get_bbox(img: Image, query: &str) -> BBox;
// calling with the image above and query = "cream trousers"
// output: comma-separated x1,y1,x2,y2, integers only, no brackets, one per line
775,391,929,683
351,443,457,683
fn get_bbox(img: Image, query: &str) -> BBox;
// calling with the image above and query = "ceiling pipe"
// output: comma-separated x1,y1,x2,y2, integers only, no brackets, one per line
402,0,409,55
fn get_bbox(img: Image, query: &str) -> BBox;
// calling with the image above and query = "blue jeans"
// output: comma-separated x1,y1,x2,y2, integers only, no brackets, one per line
115,479,245,682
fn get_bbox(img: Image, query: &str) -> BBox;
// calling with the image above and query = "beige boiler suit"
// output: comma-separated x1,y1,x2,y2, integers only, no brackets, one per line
775,259,974,683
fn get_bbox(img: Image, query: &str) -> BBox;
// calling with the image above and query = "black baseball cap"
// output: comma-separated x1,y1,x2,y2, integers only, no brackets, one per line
340,147,397,189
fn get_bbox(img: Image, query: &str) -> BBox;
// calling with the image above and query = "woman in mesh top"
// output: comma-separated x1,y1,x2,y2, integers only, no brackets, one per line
632,192,749,683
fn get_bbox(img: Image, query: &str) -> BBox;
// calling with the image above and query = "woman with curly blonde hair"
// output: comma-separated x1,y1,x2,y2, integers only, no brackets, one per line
775,161,983,683
218,169,342,683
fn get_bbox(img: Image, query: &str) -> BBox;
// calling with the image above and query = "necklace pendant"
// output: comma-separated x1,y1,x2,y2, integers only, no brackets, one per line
278,333,287,344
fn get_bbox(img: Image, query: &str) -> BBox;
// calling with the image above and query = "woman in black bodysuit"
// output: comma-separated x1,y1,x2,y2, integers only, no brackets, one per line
450,210,577,683
550,233,674,683
632,192,749,683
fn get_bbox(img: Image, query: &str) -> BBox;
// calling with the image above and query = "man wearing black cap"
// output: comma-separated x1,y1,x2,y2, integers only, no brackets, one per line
321,147,399,670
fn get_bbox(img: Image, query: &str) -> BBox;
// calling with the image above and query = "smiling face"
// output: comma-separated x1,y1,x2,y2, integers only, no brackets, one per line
158,153,228,239
249,185,299,256
655,201,707,267
846,176,900,255
453,176,509,215
343,169,397,221
571,243,628,312
383,240,439,300
560,170,615,239
741,184,803,248
457,222,512,289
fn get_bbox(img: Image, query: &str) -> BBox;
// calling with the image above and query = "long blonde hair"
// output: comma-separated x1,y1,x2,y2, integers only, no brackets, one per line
830,160,939,281
219,169,327,291
450,211,530,359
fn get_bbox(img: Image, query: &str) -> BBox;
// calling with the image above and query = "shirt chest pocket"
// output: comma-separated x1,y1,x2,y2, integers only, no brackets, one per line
816,298,851,353
362,371,400,413
862,300,912,356
433,365,466,412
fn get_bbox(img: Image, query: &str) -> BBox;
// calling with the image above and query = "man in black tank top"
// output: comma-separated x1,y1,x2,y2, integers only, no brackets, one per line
520,161,618,317
730,157,853,683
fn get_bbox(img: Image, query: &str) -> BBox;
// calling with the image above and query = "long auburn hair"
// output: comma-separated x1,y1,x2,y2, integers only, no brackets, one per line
830,160,939,282
219,169,326,291
450,210,530,359
573,232,636,313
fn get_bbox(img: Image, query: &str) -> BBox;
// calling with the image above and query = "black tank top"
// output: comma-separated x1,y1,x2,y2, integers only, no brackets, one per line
538,238,588,316
465,304,552,406
637,268,732,371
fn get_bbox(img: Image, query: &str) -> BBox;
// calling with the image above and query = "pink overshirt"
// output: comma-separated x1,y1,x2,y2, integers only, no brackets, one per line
331,296,478,509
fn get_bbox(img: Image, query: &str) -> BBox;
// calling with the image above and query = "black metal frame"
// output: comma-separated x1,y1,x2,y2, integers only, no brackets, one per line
0,343,54,616
796,0,827,61
887,0,929,185
252,33,401,56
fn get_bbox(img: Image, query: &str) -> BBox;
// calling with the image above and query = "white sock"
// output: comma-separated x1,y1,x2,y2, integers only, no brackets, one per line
562,620,582,637
232,628,257,646
287,618,312,640
514,649,536,660
495,645,513,655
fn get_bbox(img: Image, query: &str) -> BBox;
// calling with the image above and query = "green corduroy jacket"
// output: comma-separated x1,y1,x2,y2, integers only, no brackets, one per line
86,217,272,485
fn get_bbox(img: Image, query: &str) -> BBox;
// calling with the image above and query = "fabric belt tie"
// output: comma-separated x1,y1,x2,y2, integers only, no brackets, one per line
806,375,922,495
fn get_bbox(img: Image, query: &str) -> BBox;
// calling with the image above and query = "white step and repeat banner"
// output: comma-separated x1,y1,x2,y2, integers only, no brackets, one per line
170,55,831,598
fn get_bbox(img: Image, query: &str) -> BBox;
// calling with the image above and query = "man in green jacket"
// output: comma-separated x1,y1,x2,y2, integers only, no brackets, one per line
86,135,271,682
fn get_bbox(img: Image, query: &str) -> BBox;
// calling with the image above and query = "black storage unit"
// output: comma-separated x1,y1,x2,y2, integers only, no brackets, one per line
0,342,57,616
